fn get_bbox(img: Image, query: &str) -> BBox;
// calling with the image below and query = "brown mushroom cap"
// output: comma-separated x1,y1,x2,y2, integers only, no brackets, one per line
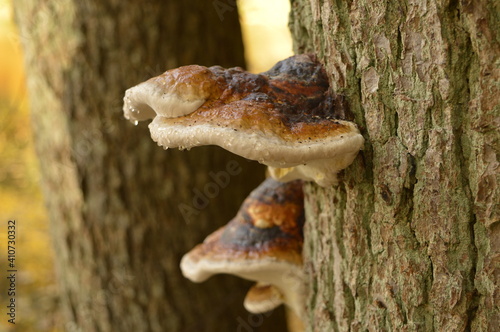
123,54,364,186
180,178,305,317
124,65,223,122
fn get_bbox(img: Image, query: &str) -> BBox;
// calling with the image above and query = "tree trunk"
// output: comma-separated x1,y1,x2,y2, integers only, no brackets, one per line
15,0,287,331
289,0,498,331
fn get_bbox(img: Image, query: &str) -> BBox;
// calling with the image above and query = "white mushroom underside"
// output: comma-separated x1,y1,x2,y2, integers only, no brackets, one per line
180,255,304,317
123,85,206,122
149,117,364,168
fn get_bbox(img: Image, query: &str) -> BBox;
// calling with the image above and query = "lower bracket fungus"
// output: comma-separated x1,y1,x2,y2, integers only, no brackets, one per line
244,283,284,314
123,54,364,186
180,178,306,320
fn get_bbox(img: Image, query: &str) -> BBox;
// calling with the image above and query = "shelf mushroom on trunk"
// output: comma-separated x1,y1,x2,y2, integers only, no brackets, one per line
180,178,306,321
244,282,284,314
123,54,364,186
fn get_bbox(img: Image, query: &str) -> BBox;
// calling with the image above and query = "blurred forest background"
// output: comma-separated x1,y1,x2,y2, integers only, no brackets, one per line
0,0,292,330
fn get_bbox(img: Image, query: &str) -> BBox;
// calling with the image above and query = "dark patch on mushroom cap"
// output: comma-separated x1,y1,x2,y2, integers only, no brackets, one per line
220,223,292,250
202,54,349,129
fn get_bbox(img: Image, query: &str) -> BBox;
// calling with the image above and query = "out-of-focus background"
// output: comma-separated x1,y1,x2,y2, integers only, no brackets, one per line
0,0,292,330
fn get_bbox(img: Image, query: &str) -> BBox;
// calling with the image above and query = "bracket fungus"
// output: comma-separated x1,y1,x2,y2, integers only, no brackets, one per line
123,54,364,186
180,178,306,319
244,283,284,314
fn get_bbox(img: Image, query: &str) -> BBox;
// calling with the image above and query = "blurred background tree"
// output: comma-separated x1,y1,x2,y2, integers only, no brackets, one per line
5,0,292,331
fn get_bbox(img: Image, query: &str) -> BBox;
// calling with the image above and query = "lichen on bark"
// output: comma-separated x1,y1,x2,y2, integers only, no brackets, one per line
290,0,499,330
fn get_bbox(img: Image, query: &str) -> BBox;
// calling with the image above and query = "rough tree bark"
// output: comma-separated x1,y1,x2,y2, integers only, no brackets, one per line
289,0,498,331
15,0,287,331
